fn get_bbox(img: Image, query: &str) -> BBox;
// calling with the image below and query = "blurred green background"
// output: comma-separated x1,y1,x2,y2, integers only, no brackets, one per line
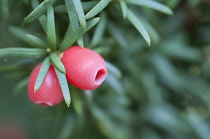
1,0,210,139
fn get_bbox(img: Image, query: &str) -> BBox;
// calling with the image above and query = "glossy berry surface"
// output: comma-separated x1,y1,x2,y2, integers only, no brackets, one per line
61,46,107,90
27,64,63,107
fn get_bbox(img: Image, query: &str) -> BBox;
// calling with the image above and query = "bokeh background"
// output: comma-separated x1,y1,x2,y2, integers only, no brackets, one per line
1,0,210,139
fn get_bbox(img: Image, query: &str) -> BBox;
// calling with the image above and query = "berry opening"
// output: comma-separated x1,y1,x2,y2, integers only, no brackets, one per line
95,68,107,85
36,102,52,107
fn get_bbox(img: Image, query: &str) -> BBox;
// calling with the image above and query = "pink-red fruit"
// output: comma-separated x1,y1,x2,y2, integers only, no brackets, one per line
61,46,107,90
27,64,63,107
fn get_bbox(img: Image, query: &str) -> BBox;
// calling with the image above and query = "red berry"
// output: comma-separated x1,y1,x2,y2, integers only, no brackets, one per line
61,46,107,90
27,64,63,107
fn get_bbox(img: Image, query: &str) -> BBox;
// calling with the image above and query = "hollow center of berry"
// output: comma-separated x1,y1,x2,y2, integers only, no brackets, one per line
95,68,107,85
36,102,52,107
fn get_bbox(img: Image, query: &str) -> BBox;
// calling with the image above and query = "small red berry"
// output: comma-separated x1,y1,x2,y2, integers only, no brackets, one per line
61,46,107,90
27,64,63,107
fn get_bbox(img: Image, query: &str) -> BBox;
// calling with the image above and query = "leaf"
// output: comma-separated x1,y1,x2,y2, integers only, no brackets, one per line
9,27,35,47
72,89,83,116
0,48,46,58
127,9,151,45
65,0,79,31
58,114,76,139
140,17,160,43
34,57,51,92
82,1,98,12
186,110,210,139
55,68,71,107
141,72,163,104
9,27,46,49
54,1,98,13
126,0,173,15
85,0,112,20
166,0,180,9
160,42,202,61
106,61,122,78
65,0,84,47
0,64,21,72
50,53,66,74
90,105,128,139
63,24,73,41
59,17,100,51
150,53,184,91
63,24,84,48
105,74,124,94
13,78,28,95
90,12,107,47
108,23,127,48
119,1,128,19
31,0,47,32
47,5,56,50
26,34,47,48
54,5,66,13
93,46,110,55
23,0,56,25
72,0,86,28
18,58,38,65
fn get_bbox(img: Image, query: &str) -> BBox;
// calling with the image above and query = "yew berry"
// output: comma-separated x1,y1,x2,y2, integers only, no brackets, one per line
27,64,63,107
61,46,107,90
